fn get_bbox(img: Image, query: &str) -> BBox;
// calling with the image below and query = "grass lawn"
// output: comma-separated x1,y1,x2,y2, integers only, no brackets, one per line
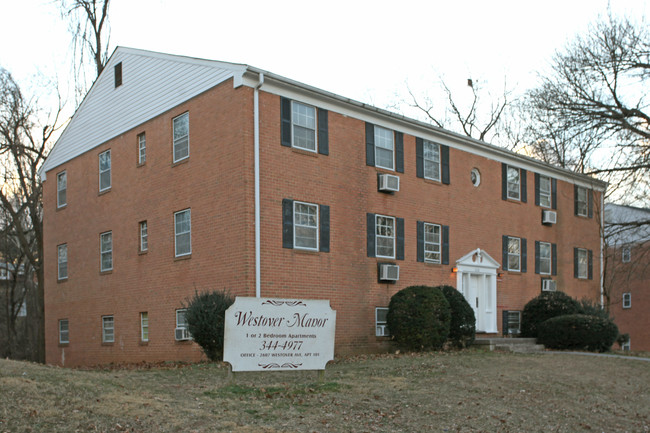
1,350,648,432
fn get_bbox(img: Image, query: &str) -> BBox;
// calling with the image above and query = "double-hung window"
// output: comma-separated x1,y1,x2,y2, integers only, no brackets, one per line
375,215,396,258
507,166,520,200
100,231,113,272
59,319,69,344
102,315,114,343
539,175,551,208
140,312,149,342
424,223,442,264
576,187,588,216
138,133,146,165
139,221,148,252
99,150,111,192
291,101,317,152
503,235,526,272
173,113,189,163
538,242,551,275
293,201,319,251
174,209,191,257
622,293,631,309
375,307,389,337
502,164,527,202
58,244,68,280
374,126,394,170
622,247,631,263
57,171,67,208
576,248,588,279
423,140,441,182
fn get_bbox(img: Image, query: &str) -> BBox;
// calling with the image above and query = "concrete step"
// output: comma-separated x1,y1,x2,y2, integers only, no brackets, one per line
473,337,545,353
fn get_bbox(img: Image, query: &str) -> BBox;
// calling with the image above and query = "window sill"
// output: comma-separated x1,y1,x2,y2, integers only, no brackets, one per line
172,157,189,167
137,162,146,168
100,269,113,275
175,339,193,344
423,178,443,186
139,341,149,346
98,188,111,196
293,248,320,255
56,204,67,211
101,342,114,346
138,250,148,256
174,254,192,262
291,147,319,157
58,343,69,347
57,277,68,284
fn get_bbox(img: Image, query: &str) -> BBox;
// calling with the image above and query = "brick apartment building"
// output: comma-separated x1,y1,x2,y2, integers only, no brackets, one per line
605,204,650,352
41,47,606,367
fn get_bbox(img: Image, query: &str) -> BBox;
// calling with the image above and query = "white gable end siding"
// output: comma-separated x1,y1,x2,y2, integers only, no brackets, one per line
41,48,246,180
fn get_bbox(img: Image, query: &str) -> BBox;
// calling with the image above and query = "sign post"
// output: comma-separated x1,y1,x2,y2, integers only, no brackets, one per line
223,297,336,372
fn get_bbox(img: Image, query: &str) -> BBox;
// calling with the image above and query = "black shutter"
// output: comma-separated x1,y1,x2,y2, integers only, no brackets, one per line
574,185,579,215
365,123,375,166
281,97,292,147
521,238,527,273
502,235,509,271
501,163,508,201
317,109,329,155
551,179,557,210
534,241,540,274
573,248,579,278
319,205,330,252
552,243,557,276
416,138,424,178
502,310,509,336
417,221,424,262
588,249,593,280
588,190,593,218
442,225,450,265
521,169,527,203
396,217,405,260
534,173,540,206
395,132,404,173
441,145,450,185
367,213,376,257
282,199,293,248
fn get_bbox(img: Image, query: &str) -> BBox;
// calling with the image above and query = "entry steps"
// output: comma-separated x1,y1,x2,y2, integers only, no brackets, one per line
472,337,545,353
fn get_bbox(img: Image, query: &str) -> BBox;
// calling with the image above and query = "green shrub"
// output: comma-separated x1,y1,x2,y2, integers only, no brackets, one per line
387,285,451,351
521,291,582,338
185,290,235,362
537,314,619,352
578,298,611,320
439,285,475,348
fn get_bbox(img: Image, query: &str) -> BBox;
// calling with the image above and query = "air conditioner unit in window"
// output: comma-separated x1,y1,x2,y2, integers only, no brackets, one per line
379,263,399,281
376,325,390,337
542,210,557,225
542,279,557,292
378,174,400,192
175,327,191,341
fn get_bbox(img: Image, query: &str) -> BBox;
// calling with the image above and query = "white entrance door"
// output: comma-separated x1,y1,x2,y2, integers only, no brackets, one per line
463,273,490,332
456,249,500,334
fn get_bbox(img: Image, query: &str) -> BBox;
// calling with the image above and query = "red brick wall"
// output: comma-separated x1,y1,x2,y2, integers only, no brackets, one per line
43,84,603,366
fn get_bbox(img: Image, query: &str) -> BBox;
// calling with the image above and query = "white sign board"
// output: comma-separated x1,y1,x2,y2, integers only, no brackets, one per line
223,297,336,372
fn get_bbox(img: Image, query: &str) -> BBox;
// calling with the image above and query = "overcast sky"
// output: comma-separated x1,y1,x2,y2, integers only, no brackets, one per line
1,0,648,117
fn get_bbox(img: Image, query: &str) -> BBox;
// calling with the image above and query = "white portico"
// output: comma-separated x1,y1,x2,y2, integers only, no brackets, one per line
456,249,500,333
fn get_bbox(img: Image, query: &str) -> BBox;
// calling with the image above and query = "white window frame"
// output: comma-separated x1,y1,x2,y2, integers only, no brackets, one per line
57,171,67,208
57,244,68,280
140,312,149,342
423,140,441,182
375,214,395,259
174,209,191,257
577,248,588,279
622,247,631,263
506,166,520,201
576,186,588,217
100,231,113,272
139,221,148,252
375,307,389,337
539,175,551,208
506,311,521,335
622,292,631,309
374,126,394,171
291,101,317,152
539,241,551,275
507,236,521,272
59,319,69,344
99,150,111,192
176,309,188,329
293,201,319,251
424,223,442,264
173,112,190,163
102,315,114,343
138,133,146,165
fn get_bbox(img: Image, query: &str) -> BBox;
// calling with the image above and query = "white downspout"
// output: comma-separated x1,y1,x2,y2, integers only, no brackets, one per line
600,192,605,308
254,72,264,298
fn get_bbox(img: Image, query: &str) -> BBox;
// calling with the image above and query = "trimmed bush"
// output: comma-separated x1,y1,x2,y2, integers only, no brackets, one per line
578,298,611,320
387,285,451,351
521,291,581,338
439,285,476,348
185,290,235,362
537,314,619,352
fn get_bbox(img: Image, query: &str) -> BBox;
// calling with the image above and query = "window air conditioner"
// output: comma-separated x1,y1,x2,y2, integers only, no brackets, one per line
376,325,390,337
542,279,557,292
378,174,400,192
175,327,191,341
379,264,400,281
542,210,557,225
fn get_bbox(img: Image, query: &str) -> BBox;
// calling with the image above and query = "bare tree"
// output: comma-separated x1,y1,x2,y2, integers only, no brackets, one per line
407,76,511,145
59,0,111,104
0,67,62,362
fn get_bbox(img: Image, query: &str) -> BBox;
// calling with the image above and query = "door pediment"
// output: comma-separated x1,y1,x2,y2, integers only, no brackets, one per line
456,248,500,272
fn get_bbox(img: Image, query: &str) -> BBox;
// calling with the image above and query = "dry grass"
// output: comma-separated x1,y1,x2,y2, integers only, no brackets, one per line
1,350,649,432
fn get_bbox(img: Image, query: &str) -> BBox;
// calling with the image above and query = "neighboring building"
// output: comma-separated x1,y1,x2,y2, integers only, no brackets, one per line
604,204,650,352
41,47,606,367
